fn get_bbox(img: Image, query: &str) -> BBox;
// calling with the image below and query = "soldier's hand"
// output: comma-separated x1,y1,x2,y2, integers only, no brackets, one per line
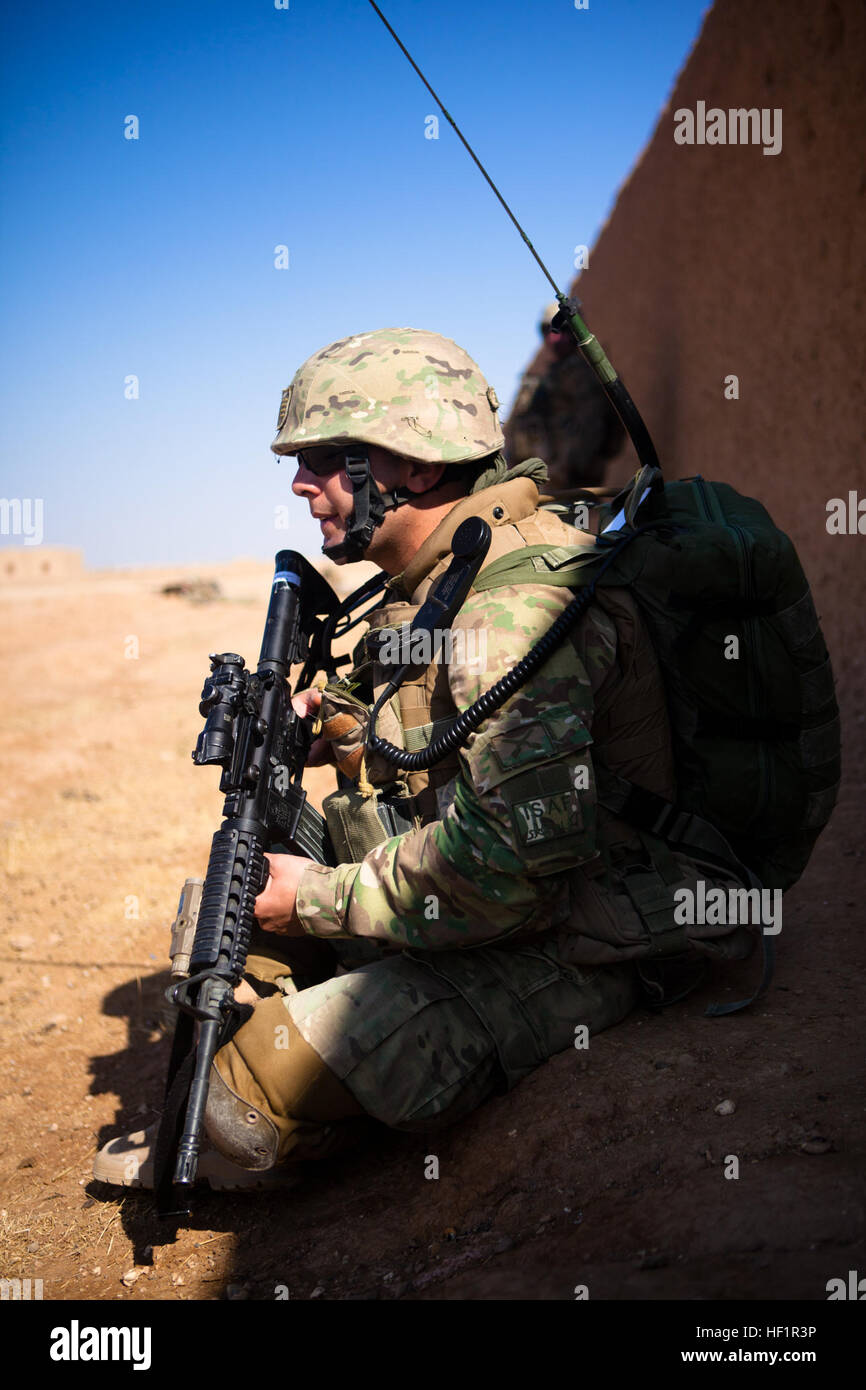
255,851,310,936
290,687,332,766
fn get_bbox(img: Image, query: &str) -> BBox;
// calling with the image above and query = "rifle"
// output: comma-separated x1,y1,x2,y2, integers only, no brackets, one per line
154,550,346,1219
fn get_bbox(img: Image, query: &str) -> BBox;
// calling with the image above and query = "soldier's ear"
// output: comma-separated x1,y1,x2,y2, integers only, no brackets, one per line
402,460,447,494
370,447,448,495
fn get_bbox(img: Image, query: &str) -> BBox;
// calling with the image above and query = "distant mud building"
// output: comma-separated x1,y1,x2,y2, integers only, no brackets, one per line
0,548,83,583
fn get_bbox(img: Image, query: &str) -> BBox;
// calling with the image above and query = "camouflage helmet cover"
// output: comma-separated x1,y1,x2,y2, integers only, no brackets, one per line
271,327,505,465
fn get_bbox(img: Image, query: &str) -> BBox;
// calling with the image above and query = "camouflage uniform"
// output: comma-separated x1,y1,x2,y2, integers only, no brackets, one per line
203,330,756,1167
215,477,743,1159
92,328,753,1189
264,475,637,1121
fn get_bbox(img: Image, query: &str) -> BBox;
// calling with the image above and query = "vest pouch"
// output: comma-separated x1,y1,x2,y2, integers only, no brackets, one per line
322,780,420,864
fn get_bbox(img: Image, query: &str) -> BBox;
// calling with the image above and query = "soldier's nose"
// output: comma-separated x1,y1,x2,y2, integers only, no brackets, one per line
292,463,320,497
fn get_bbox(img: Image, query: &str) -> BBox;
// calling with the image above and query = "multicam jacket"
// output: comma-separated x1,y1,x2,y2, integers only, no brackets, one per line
295,474,681,955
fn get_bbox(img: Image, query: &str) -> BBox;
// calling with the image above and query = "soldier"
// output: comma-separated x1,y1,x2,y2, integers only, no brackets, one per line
94,327,756,1189
505,302,625,493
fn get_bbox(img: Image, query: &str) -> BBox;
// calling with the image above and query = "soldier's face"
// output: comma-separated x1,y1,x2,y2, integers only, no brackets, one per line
291,449,355,549
544,328,573,360
291,445,409,558
292,445,449,570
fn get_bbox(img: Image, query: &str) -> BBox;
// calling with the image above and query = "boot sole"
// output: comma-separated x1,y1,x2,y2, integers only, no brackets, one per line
93,1130,302,1192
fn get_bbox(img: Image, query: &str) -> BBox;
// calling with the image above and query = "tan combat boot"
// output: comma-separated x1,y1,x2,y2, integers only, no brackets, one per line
92,1124,303,1191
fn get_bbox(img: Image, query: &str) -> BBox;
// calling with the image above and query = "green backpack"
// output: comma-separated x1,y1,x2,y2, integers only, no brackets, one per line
476,466,841,893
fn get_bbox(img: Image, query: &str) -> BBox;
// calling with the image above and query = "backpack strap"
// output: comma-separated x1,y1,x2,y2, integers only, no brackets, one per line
473,544,599,592
594,766,751,877
595,766,775,1015
469,534,776,1014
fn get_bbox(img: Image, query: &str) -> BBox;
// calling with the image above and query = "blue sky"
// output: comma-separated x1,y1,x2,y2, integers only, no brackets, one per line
0,0,708,568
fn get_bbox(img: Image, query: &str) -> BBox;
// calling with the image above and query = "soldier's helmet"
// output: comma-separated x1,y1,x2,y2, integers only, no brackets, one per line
539,301,560,334
271,327,505,465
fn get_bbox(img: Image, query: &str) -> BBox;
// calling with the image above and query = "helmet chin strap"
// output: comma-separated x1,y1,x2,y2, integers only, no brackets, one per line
323,449,411,562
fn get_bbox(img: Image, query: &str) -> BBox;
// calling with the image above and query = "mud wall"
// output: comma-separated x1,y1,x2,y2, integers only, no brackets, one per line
0,547,83,583
528,0,865,769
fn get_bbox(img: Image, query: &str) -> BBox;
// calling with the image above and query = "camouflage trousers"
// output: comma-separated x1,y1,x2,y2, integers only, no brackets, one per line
211,926,640,1155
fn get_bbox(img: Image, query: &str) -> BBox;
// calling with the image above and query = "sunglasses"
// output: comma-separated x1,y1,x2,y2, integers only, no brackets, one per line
296,447,359,477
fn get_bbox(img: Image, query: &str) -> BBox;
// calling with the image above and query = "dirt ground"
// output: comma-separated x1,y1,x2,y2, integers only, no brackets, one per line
0,556,863,1303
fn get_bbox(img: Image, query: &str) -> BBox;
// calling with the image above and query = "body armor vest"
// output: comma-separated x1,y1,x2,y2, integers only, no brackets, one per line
319,477,675,869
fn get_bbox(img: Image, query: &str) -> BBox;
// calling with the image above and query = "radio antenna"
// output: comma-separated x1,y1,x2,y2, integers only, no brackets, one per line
367,0,661,473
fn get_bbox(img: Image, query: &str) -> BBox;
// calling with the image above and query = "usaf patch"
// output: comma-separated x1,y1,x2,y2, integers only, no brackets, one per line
512,789,580,845
276,385,293,433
